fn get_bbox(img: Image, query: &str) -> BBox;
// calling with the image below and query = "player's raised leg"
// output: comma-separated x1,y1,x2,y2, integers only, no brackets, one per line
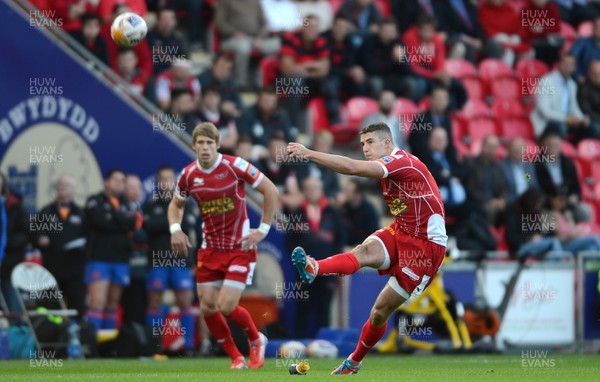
198,284,246,368
291,238,388,283
332,282,406,375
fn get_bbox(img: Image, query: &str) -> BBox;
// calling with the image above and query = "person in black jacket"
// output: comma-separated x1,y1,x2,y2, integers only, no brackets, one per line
36,175,87,319
391,0,444,34
0,174,29,313
284,177,347,338
84,169,138,332
70,12,108,65
535,129,589,222
144,165,198,354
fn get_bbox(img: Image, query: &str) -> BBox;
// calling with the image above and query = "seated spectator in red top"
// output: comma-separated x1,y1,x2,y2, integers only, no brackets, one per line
401,15,467,110
101,4,153,84
115,48,151,96
49,0,97,33
479,0,533,67
322,12,368,99
155,59,201,111
146,7,188,75
279,14,341,129
197,86,239,155
520,0,562,67
71,12,108,64
97,0,147,24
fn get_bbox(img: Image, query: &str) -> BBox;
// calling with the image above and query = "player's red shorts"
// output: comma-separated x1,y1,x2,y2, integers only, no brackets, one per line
196,247,257,289
368,221,446,299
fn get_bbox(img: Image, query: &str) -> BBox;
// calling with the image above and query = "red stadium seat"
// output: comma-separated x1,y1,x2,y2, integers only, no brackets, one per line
461,77,484,101
444,58,477,79
577,21,593,37
497,117,535,141
393,98,418,134
491,99,526,118
589,160,600,187
417,97,430,111
515,58,549,80
308,97,329,132
560,22,577,52
345,97,379,127
374,0,392,16
478,58,514,85
329,0,344,13
456,99,491,121
259,56,279,86
562,140,577,159
465,117,498,144
490,77,522,101
576,139,600,184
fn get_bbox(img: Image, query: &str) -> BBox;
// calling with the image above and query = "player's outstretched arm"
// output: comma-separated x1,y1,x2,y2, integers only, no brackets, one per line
168,197,192,256
287,142,385,179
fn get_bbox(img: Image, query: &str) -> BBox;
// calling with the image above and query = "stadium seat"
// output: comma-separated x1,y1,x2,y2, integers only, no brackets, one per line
464,117,498,145
329,0,344,13
577,138,600,164
451,115,469,158
577,21,593,37
588,160,600,187
491,98,526,119
478,58,514,86
374,0,392,16
497,117,535,141
460,76,484,101
259,56,279,86
308,97,329,132
345,97,379,127
456,99,491,121
560,22,577,52
515,58,549,80
561,140,577,159
444,58,477,79
489,77,522,101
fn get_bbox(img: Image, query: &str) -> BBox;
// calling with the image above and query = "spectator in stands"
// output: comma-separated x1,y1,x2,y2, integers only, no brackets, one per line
143,166,197,355
168,89,202,134
216,0,281,90
0,174,28,313
238,86,295,150
71,12,108,64
234,136,254,162
198,54,243,119
409,86,458,163
362,90,408,150
165,0,204,49
97,0,146,24
85,169,136,332
479,0,533,67
146,7,188,75
530,53,595,141
500,137,540,204
115,48,151,97
358,17,419,100
197,86,239,155
554,0,599,28
339,0,382,37
570,17,600,83
279,14,341,128
505,187,562,258
155,59,200,111
341,178,380,247
51,0,95,33
437,0,500,63
284,176,346,338
296,131,342,200
520,0,563,67
402,15,468,110
255,133,302,196
391,0,444,34
102,4,153,87
295,0,334,32
121,175,146,325
324,12,369,100
535,129,590,222
548,185,600,253
36,175,87,319
466,135,507,226
578,60,600,131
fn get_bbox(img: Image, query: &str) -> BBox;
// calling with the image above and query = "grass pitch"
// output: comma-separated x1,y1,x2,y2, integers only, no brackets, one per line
1,354,599,382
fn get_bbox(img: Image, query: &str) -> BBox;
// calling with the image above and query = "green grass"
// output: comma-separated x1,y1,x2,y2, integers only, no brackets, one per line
1,355,599,382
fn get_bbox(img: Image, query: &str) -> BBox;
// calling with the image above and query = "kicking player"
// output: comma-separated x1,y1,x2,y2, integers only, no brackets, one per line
169,123,279,369
287,122,447,375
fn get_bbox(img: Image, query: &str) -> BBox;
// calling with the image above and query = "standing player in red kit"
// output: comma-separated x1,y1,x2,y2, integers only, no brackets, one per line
169,123,279,369
287,122,447,375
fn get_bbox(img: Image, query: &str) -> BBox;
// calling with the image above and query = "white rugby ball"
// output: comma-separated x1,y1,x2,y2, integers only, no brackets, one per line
306,339,338,358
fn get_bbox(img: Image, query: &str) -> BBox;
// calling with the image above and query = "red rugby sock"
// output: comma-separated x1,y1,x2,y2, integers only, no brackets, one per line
225,306,260,342
317,252,360,275
203,312,242,360
351,319,388,362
